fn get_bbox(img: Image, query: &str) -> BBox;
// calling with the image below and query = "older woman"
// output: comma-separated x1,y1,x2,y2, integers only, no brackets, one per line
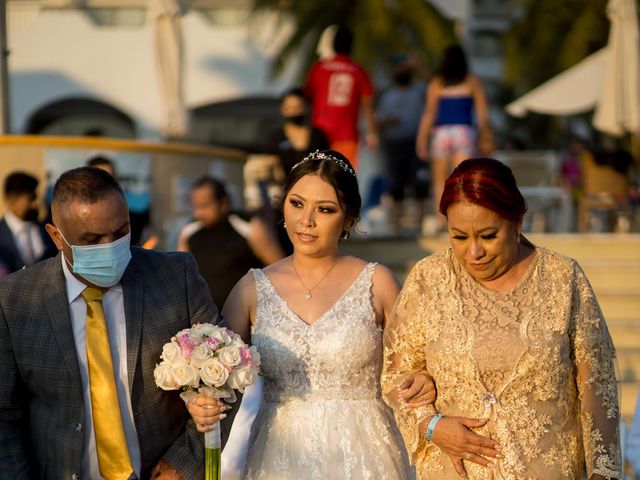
382,158,621,479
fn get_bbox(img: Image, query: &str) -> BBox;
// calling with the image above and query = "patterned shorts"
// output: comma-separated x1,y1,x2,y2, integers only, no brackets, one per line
431,125,476,158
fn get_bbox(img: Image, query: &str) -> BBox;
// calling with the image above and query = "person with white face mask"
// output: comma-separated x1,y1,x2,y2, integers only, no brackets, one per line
0,166,231,480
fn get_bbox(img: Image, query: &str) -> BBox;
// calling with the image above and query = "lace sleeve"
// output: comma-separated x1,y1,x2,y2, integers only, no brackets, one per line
571,263,622,479
382,259,437,463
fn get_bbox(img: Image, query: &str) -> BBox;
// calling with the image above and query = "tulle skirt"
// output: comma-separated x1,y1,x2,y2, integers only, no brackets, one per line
243,396,414,480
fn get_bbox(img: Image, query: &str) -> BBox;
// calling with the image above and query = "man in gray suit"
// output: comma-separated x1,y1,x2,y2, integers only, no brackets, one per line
0,166,228,479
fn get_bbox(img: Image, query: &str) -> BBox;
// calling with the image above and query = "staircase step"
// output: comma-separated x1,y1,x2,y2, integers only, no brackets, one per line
617,348,640,383
621,382,640,420
419,233,640,262
610,326,640,351
599,295,640,321
581,265,640,291
527,234,640,262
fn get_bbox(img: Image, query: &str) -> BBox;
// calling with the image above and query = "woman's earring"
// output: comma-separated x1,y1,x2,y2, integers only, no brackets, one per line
283,222,287,229
342,231,350,240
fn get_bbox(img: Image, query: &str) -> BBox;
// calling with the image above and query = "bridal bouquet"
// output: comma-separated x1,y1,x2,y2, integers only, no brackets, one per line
154,323,260,480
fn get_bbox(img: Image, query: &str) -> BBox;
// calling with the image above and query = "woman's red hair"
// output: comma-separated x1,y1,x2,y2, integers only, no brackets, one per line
439,157,527,222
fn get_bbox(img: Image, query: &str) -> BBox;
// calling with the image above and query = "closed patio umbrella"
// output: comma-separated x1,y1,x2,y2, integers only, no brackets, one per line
593,0,640,136
150,0,188,138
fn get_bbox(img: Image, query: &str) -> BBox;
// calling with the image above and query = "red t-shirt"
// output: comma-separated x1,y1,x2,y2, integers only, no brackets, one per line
304,54,373,144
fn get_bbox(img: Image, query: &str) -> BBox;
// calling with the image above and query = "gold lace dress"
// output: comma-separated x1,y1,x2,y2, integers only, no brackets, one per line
244,263,413,480
382,247,622,480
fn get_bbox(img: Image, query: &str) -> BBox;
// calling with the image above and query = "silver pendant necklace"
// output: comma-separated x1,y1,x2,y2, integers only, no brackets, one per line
291,256,341,300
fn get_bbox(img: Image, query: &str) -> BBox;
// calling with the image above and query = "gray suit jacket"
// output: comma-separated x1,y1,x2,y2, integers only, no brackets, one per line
0,247,224,479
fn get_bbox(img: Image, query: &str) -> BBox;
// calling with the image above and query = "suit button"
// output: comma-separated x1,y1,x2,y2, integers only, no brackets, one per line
75,423,83,432
71,474,79,480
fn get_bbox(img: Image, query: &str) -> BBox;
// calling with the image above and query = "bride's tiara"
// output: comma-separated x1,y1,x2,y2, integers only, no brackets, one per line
291,150,357,178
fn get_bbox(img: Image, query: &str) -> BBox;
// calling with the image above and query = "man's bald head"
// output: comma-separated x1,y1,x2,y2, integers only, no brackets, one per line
51,166,125,223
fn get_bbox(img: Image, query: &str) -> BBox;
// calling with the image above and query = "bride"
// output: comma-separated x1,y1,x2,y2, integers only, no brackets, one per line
187,150,434,479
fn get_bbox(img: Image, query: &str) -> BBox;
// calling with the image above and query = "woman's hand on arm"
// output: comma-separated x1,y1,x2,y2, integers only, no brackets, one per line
423,415,502,478
397,373,436,408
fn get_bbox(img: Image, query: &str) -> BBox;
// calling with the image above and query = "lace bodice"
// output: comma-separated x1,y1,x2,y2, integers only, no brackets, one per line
459,253,535,395
244,262,414,480
250,263,382,403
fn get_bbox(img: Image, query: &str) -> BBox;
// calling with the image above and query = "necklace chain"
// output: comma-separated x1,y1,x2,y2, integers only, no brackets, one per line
291,256,341,300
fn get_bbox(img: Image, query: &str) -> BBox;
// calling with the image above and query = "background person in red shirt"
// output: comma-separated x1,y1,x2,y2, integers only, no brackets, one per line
304,25,378,170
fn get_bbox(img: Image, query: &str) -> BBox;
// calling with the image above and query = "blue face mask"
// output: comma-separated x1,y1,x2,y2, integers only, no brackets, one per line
58,229,132,287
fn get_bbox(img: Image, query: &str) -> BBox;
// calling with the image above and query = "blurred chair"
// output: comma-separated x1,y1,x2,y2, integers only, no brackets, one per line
578,151,630,232
494,150,572,232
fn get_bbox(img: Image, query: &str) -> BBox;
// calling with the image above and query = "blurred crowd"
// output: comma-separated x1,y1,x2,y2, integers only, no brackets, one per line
2,26,639,285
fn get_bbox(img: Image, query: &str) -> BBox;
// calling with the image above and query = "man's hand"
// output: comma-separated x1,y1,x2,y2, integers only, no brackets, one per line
150,459,183,479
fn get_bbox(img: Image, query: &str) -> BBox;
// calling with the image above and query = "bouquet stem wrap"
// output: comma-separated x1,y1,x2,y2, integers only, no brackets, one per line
204,423,221,480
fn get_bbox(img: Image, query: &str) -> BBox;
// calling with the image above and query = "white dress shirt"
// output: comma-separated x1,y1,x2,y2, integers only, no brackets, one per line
61,256,141,479
4,210,44,265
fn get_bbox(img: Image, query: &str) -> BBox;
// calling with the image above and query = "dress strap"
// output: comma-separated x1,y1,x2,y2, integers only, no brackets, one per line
250,268,270,302
352,262,377,298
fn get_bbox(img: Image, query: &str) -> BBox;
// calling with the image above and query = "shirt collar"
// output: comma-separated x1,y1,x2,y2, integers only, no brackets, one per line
60,254,122,304
4,210,30,234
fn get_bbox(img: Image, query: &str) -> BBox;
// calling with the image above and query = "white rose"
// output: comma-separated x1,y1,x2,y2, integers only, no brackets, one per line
200,358,229,387
171,363,200,388
193,322,218,338
250,346,261,368
227,365,258,391
202,326,230,346
190,344,212,369
161,341,187,365
217,346,241,367
154,362,179,390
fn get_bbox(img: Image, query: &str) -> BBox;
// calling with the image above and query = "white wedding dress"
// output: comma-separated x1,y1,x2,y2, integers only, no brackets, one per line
244,263,413,480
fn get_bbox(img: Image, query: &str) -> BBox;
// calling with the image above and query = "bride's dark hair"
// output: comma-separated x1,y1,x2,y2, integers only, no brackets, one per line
280,150,361,236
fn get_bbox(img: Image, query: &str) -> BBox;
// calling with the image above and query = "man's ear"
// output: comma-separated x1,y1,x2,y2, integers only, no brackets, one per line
45,224,63,252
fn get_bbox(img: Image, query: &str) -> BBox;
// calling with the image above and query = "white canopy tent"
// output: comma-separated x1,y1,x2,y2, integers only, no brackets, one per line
505,48,608,118
506,0,640,138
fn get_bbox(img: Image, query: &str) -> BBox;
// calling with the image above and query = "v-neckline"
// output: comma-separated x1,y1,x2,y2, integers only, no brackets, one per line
260,264,372,328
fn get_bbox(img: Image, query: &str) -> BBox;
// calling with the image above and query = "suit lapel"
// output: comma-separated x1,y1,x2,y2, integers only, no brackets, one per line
44,256,83,388
122,257,143,391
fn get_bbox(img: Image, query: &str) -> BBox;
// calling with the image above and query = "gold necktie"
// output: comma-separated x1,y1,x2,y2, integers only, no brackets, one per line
82,287,133,480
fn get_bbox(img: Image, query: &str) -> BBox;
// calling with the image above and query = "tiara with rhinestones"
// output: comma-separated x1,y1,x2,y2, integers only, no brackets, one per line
291,150,357,177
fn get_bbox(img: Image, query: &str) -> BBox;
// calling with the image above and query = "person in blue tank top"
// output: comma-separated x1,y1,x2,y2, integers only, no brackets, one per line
416,45,494,228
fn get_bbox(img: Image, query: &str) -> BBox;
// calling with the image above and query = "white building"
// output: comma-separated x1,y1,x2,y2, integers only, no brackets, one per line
4,0,515,146
5,0,301,148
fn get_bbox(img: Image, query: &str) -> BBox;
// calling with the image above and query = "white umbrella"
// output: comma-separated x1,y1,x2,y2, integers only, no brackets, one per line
505,48,608,118
593,0,640,136
149,0,188,138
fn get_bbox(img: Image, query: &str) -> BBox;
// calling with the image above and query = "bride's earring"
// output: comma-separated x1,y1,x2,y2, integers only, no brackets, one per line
283,222,287,228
